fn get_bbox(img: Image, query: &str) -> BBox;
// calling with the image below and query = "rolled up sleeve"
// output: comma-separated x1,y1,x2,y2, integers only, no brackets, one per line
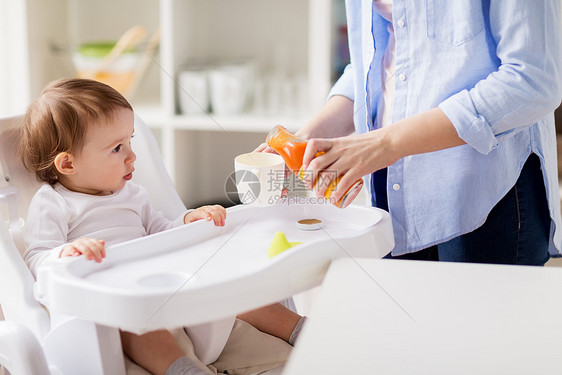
328,64,355,101
439,90,498,154
440,0,562,155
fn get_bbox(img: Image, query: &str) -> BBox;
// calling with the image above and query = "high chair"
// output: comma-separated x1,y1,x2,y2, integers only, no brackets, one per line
0,114,394,375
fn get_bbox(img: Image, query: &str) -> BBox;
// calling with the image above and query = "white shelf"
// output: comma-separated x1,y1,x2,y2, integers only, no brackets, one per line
24,0,339,205
136,105,307,133
171,114,307,132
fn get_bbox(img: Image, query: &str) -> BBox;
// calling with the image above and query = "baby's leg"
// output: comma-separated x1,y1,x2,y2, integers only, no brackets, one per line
237,303,305,344
120,330,208,375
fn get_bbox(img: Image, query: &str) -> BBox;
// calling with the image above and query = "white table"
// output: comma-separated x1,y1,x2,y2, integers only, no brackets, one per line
285,258,562,375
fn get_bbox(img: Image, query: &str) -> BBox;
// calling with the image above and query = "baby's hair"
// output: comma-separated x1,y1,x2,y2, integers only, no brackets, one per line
20,78,133,184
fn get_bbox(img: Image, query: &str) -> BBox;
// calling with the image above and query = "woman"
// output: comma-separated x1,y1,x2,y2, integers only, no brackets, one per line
263,1,562,264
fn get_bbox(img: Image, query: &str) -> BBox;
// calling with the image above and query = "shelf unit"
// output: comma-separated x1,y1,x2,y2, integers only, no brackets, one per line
24,0,344,206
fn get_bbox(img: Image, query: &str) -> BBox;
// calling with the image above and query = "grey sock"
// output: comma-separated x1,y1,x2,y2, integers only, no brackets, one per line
289,316,307,346
165,356,208,375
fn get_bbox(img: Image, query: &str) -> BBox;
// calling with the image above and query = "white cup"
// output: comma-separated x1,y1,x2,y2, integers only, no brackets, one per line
234,152,285,206
178,68,209,115
209,62,255,115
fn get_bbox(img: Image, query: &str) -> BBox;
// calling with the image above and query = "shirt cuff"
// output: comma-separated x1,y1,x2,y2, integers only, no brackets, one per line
439,89,498,155
328,64,354,101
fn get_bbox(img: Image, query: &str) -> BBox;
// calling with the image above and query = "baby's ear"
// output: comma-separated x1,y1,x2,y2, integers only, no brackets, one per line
54,152,75,175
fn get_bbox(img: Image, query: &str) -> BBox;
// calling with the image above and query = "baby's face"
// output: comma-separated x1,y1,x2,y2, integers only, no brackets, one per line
66,108,136,195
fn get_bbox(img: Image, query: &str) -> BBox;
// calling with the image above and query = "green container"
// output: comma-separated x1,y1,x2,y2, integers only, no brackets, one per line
78,41,137,57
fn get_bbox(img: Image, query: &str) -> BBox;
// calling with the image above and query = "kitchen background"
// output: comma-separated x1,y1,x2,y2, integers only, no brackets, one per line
1,0,349,208
1,0,561,211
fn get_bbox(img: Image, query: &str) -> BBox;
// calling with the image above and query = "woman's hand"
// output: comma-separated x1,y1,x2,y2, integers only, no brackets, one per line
60,238,106,263
302,129,399,203
184,205,227,226
253,142,276,153
301,108,465,203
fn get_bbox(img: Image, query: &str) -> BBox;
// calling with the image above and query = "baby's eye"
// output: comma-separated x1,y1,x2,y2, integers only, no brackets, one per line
112,144,122,153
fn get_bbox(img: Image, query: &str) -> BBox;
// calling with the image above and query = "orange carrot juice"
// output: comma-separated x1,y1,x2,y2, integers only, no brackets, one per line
266,125,363,208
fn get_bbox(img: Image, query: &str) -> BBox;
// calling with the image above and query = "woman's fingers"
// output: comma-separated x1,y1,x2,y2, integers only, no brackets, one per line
302,138,333,170
253,143,277,154
329,170,361,204
302,135,374,201
302,139,341,196
314,169,340,200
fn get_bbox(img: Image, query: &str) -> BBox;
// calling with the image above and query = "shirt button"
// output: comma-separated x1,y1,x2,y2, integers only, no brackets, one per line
397,19,405,27
392,183,401,191
398,73,406,81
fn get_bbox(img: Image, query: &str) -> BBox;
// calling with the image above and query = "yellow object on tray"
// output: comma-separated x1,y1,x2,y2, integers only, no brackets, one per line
267,231,302,259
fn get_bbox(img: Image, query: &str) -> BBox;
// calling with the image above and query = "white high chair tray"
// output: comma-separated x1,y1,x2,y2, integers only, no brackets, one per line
38,200,393,334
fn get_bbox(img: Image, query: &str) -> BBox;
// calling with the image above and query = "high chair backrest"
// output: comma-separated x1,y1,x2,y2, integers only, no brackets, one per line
0,113,186,341
129,113,186,218
0,115,49,339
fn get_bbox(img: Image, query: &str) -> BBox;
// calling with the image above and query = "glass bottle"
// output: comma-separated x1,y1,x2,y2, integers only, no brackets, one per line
266,125,363,208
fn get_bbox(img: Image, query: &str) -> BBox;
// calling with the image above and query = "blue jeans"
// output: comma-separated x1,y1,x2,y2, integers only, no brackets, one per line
383,154,551,266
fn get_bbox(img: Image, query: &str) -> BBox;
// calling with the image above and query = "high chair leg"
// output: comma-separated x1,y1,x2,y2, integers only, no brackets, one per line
43,316,126,375
0,321,50,375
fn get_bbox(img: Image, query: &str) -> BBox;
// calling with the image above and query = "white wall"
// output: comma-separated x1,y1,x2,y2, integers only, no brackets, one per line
0,1,30,117
175,130,266,207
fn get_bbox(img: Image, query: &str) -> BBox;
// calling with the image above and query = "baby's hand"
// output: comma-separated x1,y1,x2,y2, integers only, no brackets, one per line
60,238,106,263
184,205,226,227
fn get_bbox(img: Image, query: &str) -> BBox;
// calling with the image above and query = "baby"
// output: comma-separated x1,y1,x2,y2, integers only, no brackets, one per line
20,78,305,375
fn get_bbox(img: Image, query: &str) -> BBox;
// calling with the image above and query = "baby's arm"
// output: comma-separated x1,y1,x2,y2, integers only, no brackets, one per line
24,186,70,275
25,185,107,276
59,237,106,263
138,183,226,233
184,205,226,227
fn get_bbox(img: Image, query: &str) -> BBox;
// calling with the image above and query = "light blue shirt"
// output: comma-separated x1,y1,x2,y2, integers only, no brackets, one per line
330,0,562,255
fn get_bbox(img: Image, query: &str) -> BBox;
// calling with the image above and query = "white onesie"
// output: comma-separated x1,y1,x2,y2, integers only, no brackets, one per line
24,182,186,277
